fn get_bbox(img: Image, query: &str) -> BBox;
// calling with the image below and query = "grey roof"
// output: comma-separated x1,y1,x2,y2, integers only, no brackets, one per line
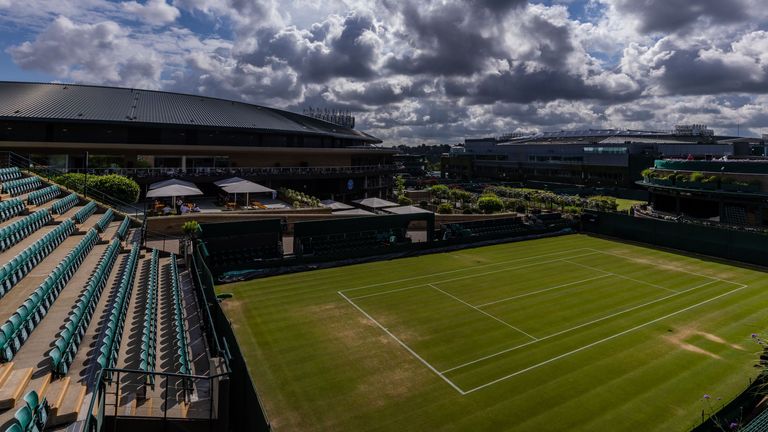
352,197,399,209
384,205,433,215
0,81,380,142
320,199,354,210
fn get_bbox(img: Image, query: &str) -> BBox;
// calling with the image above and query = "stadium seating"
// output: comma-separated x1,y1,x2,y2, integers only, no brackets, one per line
26,186,60,207
0,227,97,362
0,167,21,182
5,390,48,432
0,210,52,252
140,249,159,384
96,243,139,379
0,219,74,301
49,238,121,377
1,177,42,197
50,193,78,215
73,201,97,224
94,209,114,233
115,216,130,240
0,199,24,224
169,255,192,375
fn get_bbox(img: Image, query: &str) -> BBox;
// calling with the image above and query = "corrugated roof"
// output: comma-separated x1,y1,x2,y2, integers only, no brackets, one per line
0,81,379,142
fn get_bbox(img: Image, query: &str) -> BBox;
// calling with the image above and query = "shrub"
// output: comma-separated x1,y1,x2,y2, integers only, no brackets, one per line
477,195,504,214
182,220,201,237
429,184,450,199
641,168,653,178
397,195,413,206
437,203,453,214
53,173,140,203
690,172,705,182
702,175,719,184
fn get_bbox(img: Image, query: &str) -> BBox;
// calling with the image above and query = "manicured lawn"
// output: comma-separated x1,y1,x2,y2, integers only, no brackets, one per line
218,234,767,431
614,197,645,211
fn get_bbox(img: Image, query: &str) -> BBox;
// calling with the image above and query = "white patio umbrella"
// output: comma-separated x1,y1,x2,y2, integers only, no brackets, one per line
217,178,276,206
146,179,203,214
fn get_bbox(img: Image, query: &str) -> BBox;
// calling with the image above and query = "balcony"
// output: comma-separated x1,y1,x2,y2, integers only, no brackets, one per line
58,165,396,180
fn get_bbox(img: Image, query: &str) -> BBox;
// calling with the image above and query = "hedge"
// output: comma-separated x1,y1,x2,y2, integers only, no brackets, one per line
53,173,140,203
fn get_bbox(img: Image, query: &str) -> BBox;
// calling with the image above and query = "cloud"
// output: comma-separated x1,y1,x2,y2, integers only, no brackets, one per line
122,0,180,26
2,0,768,144
603,0,752,34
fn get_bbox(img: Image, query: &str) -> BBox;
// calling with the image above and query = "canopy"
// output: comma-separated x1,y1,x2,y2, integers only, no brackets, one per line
333,208,375,215
384,205,433,215
320,199,354,210
146,180,203,198
213,177,247,187
352,197,399,209
222,181,275,194
149,178,198,190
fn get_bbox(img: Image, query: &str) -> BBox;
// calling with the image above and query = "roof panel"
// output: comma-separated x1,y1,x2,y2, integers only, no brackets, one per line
0,81,378,142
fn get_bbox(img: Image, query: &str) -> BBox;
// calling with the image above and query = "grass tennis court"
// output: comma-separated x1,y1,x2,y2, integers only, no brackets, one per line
218,234,768,431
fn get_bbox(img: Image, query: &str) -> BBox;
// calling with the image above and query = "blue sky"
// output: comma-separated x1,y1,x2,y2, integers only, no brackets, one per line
1,0,768,143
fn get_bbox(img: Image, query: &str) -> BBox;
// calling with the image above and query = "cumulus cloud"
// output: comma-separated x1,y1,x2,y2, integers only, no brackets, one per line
2,0,768,143
122,0,180,26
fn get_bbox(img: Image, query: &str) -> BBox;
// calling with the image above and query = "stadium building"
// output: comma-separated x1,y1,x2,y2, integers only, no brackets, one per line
0,81,395,200
639,158,768,227
441,127,764,188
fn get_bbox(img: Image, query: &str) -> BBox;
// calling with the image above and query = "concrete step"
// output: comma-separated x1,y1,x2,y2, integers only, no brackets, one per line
0,367,32,409
45,377,70,418
49,383,86,426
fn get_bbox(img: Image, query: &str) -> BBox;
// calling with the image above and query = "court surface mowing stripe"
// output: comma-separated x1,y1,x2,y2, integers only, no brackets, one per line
218,234,768,432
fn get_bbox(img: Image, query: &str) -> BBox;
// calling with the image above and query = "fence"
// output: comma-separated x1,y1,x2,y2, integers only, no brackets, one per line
189,241,272,432
582,211,768,267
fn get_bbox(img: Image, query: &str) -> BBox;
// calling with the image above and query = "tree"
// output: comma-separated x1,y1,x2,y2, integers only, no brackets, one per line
477,195,504,214
398,195,413,206
395,175,406,197
429,184,449,200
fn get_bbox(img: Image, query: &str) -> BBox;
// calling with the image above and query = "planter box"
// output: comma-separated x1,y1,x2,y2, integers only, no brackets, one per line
700,182,718,190
652,178,673,186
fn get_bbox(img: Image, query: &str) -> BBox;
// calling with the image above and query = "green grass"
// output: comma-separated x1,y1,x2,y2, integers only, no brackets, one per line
614,197,645,211
218,234,768,431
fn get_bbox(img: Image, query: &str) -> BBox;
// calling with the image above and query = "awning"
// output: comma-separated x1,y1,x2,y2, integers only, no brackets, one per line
384,205,433,215
333,208,376,215
352,197,399,209
149,178,198,190
215,177,276,194
320,199,354,210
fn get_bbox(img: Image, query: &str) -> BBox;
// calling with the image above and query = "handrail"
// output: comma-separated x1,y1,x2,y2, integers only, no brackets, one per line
1,152,146,219
48,164,395,177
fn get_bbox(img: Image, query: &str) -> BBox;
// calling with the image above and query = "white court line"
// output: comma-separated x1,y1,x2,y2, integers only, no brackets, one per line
586,248,741,286
460,281,750,394
475,274,612,308
340,248,592,294
347,251,600,301
338,291,466,395
440,278,721,374
561,258,680,293
428,284,539,341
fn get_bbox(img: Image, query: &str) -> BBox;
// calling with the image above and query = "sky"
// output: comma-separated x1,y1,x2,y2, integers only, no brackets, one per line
1,0,768,144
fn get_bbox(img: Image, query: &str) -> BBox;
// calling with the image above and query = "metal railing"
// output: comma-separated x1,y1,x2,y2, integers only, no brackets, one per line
83,367,229,432
56,164,396,178
0,152,146,220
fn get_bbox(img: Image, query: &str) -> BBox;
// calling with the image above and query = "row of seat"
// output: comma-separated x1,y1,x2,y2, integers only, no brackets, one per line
95,209,114,233
50,238,121,377
115,216,130,240
73,201,97,224
0,209,52,253
169,255,192,375
0,167,21,182
0,198,24,223
97,243,140,379
26,185,60,207
0,219,74,303
140,249,159,385
5,391,48,432
1,177,41,197
50,193,78,215
0,225,95,362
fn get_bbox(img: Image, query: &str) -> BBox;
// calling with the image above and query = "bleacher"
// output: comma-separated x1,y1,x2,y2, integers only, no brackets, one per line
0,168,217,432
